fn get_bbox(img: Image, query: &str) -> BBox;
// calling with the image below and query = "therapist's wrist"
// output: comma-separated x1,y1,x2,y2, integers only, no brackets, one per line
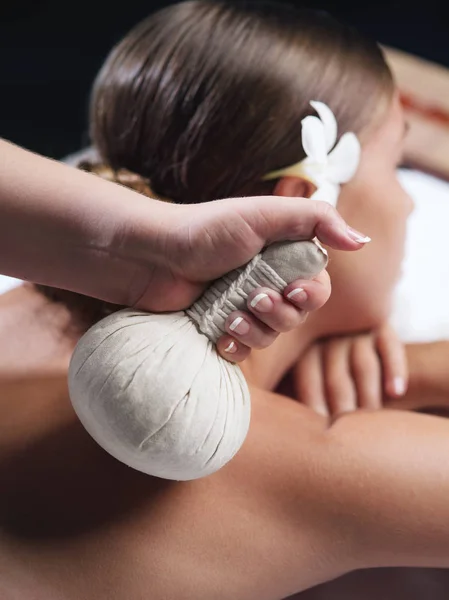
64,176,175,307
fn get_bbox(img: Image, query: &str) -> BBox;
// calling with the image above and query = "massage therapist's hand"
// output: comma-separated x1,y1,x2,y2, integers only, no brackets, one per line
127,196,371,362
0,141,370,363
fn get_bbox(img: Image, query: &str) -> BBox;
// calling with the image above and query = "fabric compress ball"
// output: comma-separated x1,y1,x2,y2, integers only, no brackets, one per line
69,310,248,480
68,240,327,481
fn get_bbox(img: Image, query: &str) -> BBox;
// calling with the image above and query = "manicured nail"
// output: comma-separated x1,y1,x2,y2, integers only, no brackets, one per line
347,226,371,244
393,377,406,396
224,340,237,353
250,293,273,312
286,287,306,303
314,238,328,256
229,316,250,335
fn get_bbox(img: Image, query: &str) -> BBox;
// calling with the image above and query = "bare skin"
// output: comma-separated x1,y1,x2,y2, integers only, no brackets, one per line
2,139,365,364
2,97,449,599
2,283,449,600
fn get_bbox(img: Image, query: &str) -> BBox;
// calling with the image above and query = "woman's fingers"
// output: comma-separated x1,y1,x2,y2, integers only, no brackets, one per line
350,335,383,410
293,344,329,417
324,337,358,415
376,323,408,398
292,325,402,413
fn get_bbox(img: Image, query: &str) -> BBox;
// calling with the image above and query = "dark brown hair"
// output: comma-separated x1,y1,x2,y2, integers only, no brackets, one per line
90,0,393,204
39,0,394,325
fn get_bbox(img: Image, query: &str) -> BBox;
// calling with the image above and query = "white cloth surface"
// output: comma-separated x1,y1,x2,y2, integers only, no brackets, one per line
391,169,449,342
0,275,22,295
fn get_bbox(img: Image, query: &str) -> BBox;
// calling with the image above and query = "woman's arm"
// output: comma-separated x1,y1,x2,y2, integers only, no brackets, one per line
217,384,449,594
322,405,449,569
245,341,449,579
240,384,449,591
245,335,449,580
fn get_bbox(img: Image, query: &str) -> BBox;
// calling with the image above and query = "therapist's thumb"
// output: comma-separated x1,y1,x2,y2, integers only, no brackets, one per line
171,196,371,283
237,196,371,250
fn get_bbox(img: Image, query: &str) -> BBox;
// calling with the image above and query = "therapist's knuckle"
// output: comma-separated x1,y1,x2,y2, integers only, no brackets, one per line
315,200,338,223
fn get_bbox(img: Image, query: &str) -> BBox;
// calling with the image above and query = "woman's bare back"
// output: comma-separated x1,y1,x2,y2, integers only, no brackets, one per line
3,287,449,599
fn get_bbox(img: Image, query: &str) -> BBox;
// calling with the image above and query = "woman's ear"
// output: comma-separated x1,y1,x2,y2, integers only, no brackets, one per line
273,176,317,199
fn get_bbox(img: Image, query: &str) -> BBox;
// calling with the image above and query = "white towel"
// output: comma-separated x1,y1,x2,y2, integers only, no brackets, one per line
0,275,22,295
391,169,449,342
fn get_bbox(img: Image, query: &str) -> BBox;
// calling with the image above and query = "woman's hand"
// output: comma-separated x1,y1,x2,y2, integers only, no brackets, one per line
293,323,408,416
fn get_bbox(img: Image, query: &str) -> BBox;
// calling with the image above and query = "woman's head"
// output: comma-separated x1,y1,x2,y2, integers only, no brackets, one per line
44,1,411,332
90,0,394,204
319,93,413,334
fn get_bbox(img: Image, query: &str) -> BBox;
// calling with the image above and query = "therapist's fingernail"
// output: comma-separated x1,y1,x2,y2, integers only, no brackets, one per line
250,293,273,312
286,287,307,304
392,377,406,396
229,316,250,335
224,340,237,354
347,226,371,244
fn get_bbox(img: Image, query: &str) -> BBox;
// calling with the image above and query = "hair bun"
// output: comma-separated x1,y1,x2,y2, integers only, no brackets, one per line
78,161,170,201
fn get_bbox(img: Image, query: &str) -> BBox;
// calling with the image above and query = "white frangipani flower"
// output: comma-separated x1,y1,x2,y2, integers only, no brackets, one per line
264,101,361,206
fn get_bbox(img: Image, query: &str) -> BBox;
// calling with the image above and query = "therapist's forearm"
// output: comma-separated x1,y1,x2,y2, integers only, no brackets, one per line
0,139,170,303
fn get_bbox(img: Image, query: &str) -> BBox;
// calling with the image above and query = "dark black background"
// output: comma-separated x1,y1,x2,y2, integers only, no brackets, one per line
1,0,448,159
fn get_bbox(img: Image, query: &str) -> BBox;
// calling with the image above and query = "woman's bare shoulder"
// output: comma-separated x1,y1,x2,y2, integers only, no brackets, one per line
0,285,75,375
0,373,349,600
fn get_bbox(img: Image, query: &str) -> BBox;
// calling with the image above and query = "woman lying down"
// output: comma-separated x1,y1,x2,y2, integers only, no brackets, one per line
2,2,449,599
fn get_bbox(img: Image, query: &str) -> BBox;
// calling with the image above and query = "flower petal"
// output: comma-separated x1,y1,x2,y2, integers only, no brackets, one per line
301,116,327,163
263,159,313,181
311,181,340,206
310,101,338,152
326,132,361,183
298,162,326,187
